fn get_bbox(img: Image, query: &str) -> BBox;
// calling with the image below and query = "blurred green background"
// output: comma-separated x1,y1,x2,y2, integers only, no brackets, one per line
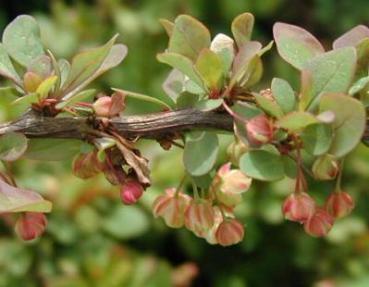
1,0,369,286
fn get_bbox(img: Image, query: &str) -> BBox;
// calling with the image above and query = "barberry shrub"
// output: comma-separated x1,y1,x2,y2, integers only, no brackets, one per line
0,13,367,245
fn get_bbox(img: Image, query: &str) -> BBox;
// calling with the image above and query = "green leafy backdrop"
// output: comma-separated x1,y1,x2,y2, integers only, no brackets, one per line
1,0,369,286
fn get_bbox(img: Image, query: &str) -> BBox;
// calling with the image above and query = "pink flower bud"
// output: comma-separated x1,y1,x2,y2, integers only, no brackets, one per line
312,154,339,181
15,212,47,241
120,180,144,205
93,96,112,117
282,192,316,223
185,200,215,237
215,218,245,246
72,151,102,179
210,163,252,207
246,114,274,146
152,188,191,228
93,92,125,117
304,208,334,237
325,192,354,218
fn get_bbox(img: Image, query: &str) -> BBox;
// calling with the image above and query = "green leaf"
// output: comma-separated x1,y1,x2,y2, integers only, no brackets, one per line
162,69,184,101
300,47,357,110
0,179,52,213
157,52,205,91
62,36,122,99
113,88,172,110
300,123,333,155
56,89,96,109
232,101,262,119
58,59,70,88
0,43,21,85
273,22,324,70
12,93,39,109
191,173,213,189
271,77,296,113
356,38,369,75
277,111,318,131
36,75,57,99
159,19,174,37
210,33,235,74
168,15,211,62
282,155,297,178
231,13,254,48
195,49,223,90
238,55,263,88
320,93,366,157
0,132,28,161
240,150,284,181
176,92,199,109
2,15,44,67
23,139,82,161
254,94,284,118
103,205,149,239
349,76,369,96
183,132,219,176
194,99,223,111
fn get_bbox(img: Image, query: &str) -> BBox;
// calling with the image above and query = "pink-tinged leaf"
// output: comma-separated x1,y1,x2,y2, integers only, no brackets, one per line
231,41,262,87
273,22,325,70
168,15,211,62
0,179,52,213
301,47,357,111
333,25,369,49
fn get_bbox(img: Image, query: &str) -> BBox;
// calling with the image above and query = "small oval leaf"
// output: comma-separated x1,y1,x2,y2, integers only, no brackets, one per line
183,132,219,176
240,150,284,181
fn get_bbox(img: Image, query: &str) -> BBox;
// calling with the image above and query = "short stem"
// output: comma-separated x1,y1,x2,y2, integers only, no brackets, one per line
175,175,187,197
170,140,185,149
335,158,345,192
190,178,200,201
222,101,248,124
3,161,17,187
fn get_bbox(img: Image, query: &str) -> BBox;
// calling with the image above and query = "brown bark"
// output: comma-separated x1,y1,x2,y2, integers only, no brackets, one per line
0,109,234,140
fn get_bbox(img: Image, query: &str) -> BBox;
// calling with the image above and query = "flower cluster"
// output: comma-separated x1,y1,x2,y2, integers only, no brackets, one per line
282,189,354,237
152,163,251,246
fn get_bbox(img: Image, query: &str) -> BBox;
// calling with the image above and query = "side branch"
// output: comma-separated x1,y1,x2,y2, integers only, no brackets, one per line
0,109,234,140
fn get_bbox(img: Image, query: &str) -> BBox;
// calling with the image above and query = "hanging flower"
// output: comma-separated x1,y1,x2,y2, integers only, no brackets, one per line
304,208,334,237
152,188,191,228
15,212,47,241
282,192,316,223
185,200,216,237
210,163,252,207
215,218,245,246
325,191,354,218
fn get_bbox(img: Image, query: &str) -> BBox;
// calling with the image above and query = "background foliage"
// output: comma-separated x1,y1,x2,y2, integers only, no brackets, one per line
1,0,369,286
